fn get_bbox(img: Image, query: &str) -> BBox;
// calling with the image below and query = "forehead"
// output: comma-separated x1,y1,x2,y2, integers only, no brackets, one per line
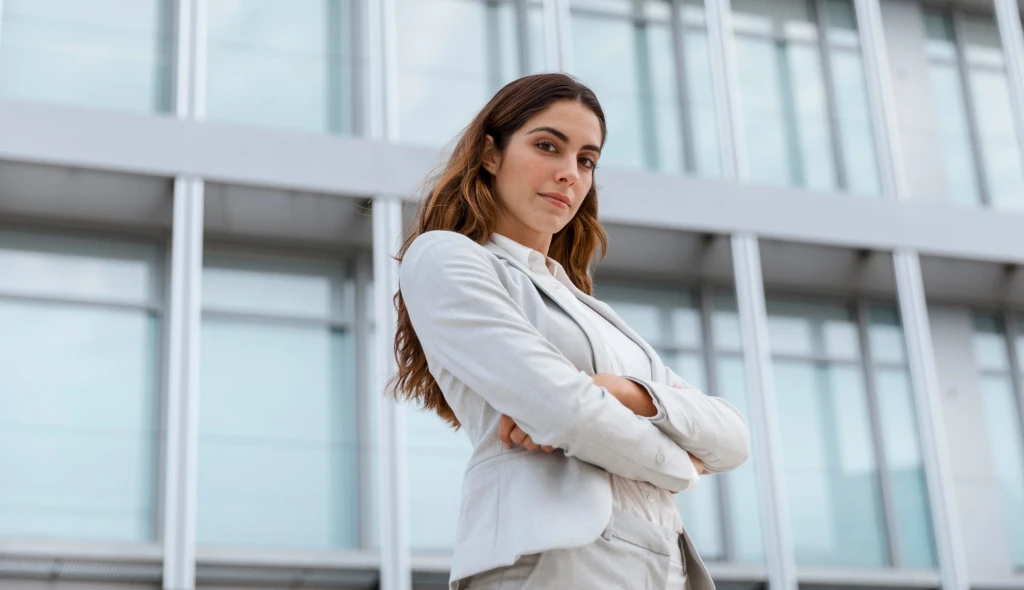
519,100,603,147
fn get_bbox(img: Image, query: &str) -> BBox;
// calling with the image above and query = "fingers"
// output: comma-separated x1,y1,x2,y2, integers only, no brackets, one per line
498,415,554,452
673,383,683,389
498,414,516,448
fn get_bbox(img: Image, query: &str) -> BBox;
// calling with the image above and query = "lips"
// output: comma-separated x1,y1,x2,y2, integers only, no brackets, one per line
539,192,571,209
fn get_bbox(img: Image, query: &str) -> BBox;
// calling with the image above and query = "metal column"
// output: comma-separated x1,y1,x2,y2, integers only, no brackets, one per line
163,1,206,588
853,1,970,589
163,178,204,590
373,197,411,590
367,0,410,587
993,0,1024,180
731,233,798,590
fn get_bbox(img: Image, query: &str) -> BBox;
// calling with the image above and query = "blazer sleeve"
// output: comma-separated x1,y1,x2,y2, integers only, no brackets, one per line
629,367,751,475
400,231,699,493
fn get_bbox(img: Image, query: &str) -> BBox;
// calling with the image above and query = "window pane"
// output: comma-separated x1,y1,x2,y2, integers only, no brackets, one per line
868,304,907,364
717,354,766,564
973,312,1011,372
774,359,888,567
682,21,723,177
0,230,160,305
408,407,472,551
875,367,936,568
396,0,544,147
733,0,838,191
203,252,349,321
0,300,159,542
596,284,700,349
0,0,173,113
830,49,880,195
978,375,1024,567
206,0,358,134
966,68,1024,210
197,255,359,550
766,299,859,360
712,294,743,352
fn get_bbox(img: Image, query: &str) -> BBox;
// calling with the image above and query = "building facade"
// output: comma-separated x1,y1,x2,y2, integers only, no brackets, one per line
0,1,1022,590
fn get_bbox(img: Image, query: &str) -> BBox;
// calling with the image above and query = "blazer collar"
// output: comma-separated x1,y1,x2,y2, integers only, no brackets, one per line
483,241,663,380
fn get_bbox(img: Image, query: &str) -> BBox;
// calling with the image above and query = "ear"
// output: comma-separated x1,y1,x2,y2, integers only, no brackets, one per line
481,134,502,175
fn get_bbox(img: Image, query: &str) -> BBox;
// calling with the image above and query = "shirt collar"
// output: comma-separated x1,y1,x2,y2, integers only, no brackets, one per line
487,233,570,284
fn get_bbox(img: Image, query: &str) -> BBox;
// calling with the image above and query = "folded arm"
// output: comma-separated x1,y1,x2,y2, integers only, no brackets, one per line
629,367,751,475
400,231,700,492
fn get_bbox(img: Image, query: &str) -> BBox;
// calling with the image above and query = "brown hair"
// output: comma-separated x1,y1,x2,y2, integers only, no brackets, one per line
387,73,609,428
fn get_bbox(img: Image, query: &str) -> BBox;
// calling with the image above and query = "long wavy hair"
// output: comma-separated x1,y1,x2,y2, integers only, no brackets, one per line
388,73,609,429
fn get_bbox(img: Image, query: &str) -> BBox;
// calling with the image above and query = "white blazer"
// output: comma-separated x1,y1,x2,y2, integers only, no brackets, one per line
399,230,751,589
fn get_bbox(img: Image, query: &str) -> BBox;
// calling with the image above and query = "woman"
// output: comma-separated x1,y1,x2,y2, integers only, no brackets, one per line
391,73,750,590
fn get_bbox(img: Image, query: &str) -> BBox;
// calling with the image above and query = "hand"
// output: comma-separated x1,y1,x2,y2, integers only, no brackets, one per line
591,374,658,417
498,414,555,452
689,453,704,475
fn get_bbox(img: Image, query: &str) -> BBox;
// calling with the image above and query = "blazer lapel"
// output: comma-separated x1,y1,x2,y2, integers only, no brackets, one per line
484,243,612,374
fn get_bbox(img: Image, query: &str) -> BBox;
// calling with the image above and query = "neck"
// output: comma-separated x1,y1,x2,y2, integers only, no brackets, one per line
493,222,553,257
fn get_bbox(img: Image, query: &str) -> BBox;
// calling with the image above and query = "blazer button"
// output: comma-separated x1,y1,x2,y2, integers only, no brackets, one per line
656,453,665,464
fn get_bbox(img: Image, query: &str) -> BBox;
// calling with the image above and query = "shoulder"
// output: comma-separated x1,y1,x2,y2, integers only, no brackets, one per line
400,231,500,290
402,230,494,269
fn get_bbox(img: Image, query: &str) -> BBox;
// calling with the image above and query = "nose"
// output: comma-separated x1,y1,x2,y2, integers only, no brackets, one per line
555,155,579,186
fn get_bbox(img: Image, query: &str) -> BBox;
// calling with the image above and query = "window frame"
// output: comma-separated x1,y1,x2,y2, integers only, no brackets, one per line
731,0,875,193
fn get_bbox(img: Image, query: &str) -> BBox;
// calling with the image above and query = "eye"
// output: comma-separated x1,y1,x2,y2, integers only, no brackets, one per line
579,156,597,170
535,140,557,153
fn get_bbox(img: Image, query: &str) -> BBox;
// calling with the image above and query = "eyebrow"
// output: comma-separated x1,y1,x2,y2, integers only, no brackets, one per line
526,126,602,155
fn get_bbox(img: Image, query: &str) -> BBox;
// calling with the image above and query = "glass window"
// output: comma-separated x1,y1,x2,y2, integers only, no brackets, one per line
407,406,473,552
0,230,162,542
197,251,359,550
767,298,935,568
571,0,721,176
732,0,880,195
598,285,765,564
0,0,173,114
206,0,360,134
396,0,546,147
924,10,1024,210
971,312,1024,567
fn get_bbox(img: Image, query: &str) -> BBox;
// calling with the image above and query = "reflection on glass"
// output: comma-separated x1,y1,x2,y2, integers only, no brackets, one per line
768,300,935,567
732,0,878,194
197,255,359,549
972,313,1024,567
408,407,473,551
773,358,887,566
206,0,358,134
598,285,764,564
0,302,159,542
396,0,545,147
925,11,1024,210
0,0,173,113
0,232,161,542
570,1,720,175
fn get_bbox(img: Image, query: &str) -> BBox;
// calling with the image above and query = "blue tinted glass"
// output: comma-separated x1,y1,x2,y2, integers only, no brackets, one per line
773,359,888,566
979,375,1024,567
396,0,544,147
0,300,159,542
716,354,766,564
966,69,1024,210
198,319,359,549
0,0,173,113
407,407,473,551
830,50,880,195
874,367,936,567
205,0,357,134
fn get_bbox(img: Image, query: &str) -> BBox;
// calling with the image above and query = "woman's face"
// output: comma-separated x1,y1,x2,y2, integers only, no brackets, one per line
483,100,603,252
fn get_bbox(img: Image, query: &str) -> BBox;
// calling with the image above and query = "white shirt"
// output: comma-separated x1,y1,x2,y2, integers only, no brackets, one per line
488,233,686,535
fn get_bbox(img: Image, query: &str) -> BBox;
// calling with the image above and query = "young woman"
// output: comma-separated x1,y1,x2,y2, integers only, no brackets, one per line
391,73,751,590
